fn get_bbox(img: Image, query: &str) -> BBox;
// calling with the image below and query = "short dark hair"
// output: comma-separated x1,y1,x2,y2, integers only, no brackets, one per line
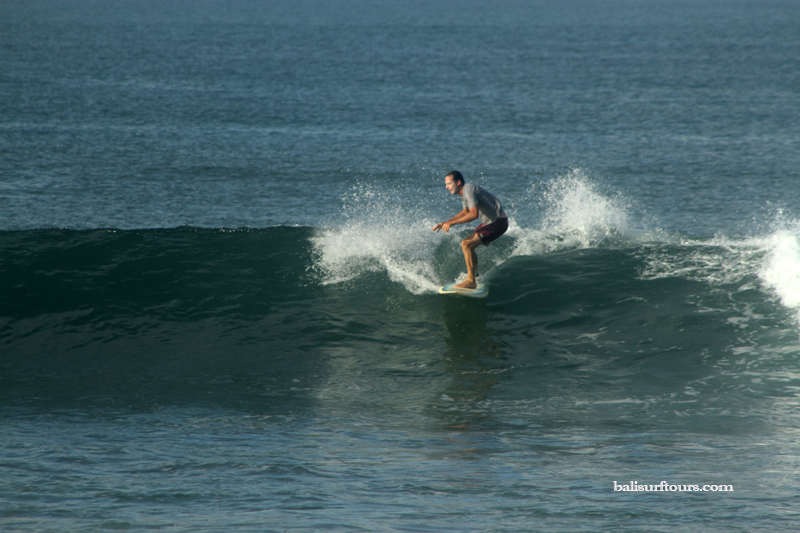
446,170,465,186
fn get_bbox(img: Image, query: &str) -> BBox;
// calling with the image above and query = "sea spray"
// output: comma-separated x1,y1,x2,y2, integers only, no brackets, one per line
510,170,635,257
314,172,651,292
311,223,440,294
539,170,631,236
311,182,442,294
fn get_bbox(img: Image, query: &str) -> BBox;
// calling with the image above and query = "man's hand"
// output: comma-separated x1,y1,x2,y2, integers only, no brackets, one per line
432,222,451,233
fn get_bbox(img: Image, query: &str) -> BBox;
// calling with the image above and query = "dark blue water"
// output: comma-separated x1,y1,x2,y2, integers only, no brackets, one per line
2,1,800,531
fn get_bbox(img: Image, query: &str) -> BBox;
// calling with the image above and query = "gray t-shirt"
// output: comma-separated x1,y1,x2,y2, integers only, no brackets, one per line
461,183,507,225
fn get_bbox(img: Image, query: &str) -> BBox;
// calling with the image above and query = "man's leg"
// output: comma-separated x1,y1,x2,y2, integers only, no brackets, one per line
456,233,483,289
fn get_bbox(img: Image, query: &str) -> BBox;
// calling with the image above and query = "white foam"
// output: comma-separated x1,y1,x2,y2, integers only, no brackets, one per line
311,173,800,328
311,184,441,294
640,237,766,286
509,169,636,256
634,213,800,328
312,171,644,294
312,223,440,294
759,222,800,323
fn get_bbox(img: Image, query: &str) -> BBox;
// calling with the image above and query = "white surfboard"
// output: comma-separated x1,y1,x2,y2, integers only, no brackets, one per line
438,282,489,298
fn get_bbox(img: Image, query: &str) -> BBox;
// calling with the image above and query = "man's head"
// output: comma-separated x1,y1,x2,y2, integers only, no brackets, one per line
445,170,465,195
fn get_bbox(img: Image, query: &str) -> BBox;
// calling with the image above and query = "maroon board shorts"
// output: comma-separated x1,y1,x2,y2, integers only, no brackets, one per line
474,216,509,245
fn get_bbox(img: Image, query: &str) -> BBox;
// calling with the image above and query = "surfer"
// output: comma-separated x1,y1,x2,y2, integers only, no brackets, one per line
432,170,508,289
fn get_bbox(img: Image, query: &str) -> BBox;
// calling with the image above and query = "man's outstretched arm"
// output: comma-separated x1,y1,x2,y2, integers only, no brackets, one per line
432,206,479,233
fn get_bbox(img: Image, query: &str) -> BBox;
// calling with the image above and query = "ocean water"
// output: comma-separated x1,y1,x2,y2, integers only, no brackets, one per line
3,0,800,531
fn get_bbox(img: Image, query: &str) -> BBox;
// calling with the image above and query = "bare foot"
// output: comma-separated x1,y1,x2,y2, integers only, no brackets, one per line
455,280,477,289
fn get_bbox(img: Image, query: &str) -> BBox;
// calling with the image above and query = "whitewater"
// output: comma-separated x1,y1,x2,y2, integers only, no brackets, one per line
313,172,800,334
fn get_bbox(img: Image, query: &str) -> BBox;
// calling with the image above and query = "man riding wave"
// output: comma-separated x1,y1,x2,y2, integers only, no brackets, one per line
432,171,509,289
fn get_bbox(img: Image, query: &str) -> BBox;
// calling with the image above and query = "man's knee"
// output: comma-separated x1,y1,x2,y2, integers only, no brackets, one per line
461,237,482,250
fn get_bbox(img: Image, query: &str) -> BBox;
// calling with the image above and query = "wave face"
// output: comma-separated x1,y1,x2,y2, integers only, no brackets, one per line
4,178,800,422
1,226,323,409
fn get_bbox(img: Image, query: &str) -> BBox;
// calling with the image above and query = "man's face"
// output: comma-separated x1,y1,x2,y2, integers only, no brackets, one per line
445,177,460,195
